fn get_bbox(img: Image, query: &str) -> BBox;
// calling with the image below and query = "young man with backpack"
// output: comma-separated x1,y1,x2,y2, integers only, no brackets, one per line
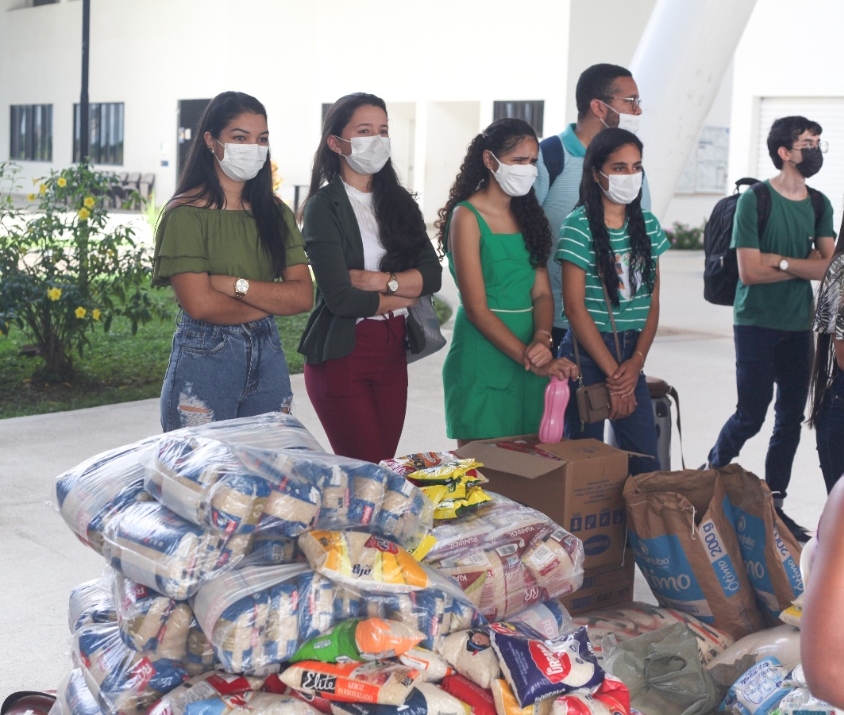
705,116,835,542
534,63,651,354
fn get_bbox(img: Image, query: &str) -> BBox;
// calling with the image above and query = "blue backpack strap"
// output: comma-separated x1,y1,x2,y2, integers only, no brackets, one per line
540,134,565,188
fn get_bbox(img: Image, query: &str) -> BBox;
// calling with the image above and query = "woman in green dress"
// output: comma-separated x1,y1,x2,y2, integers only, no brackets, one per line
437,118,578,445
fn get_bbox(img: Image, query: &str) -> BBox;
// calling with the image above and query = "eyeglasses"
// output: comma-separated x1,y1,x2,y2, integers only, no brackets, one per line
601,96,642,111
792,140,829,154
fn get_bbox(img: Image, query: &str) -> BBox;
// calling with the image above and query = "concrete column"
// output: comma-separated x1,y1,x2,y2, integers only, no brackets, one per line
631,0,757,219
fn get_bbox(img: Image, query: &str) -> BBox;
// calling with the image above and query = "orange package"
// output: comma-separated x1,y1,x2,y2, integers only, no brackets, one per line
279,660,422,705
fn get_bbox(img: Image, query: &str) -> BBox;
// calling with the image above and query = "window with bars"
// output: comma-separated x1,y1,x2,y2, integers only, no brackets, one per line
492,100,545,137
73,102,125,165
9,105,53,162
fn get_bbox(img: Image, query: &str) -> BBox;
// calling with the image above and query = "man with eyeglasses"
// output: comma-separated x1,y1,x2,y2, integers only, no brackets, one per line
534,63,649,354
705,115,835,543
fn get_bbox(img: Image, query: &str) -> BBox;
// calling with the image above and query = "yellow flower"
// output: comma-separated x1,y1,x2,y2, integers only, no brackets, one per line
57,177,67,188
39,184,47,195
27,193,36,202
77,207,91,221
83,196,95,209
75,306,87,319
92,309,101,321
47,287,62,301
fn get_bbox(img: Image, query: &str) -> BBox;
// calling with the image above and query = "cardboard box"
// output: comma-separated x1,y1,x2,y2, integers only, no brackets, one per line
456,436,630,570
560,553,636,615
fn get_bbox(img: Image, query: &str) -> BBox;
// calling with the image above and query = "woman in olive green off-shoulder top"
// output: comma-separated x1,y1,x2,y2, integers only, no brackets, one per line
153,91,312,432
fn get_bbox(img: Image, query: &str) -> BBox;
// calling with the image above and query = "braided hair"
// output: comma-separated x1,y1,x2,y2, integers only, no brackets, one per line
435,118,552,268
576,127,654,306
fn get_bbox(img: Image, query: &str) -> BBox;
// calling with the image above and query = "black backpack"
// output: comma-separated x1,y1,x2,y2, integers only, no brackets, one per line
703,178,825,306
540,134,565,188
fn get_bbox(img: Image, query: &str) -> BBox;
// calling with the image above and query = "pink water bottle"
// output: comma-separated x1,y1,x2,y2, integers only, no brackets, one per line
539,375,570,443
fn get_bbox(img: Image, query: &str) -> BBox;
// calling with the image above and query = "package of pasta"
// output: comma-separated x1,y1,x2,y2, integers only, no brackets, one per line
399,647,454,682
279,660,422,706
330,682,471,714
55,438,158,555
182,621,219,677
490,622,604,708
112,571,192,658
53,668,104,715
299,531,430,593
292,618,424,663
72,621,190,715
571,601,734,666
69,574,117,633
147,672,266,715
101,500,252,601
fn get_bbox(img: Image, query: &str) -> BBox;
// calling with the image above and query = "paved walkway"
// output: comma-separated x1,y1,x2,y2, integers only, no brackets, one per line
0,250,828,693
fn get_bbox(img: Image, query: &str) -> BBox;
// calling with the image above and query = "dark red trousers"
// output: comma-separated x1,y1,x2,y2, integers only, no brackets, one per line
304,315,408,464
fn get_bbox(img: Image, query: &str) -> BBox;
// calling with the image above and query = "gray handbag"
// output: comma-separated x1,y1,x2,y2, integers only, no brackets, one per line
406,295,446,363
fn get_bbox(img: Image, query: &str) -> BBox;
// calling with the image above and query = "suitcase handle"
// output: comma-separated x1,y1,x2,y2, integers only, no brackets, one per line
645,376,685,469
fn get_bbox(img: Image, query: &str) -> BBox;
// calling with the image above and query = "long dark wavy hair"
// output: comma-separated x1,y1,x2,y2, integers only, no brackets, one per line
809,228,844,427
577,127,654,306
168,91,288,275
435,118,551,268
301,92,429,273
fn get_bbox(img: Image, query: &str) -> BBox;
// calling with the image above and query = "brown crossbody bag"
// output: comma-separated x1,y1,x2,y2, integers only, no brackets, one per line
571,283,621,424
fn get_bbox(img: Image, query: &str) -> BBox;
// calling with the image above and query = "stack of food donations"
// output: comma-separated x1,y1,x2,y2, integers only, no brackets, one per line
50,414,655,715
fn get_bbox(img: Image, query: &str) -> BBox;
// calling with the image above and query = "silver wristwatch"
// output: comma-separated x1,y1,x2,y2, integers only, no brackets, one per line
778,258,790,272
234,277,250,298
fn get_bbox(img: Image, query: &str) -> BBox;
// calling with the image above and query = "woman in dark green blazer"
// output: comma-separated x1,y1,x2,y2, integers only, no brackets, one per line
298,92,442,463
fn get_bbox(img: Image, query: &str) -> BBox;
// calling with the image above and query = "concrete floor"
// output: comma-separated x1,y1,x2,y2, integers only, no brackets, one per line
0,249,827,694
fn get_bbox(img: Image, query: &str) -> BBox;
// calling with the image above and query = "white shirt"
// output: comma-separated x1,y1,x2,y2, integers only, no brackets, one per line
342,180,407,321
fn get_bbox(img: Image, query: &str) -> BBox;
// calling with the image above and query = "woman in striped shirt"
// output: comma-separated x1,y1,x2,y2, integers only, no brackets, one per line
556,128,669,474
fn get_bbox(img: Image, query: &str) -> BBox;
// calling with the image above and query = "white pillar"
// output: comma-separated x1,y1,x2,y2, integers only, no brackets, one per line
631,0,757,219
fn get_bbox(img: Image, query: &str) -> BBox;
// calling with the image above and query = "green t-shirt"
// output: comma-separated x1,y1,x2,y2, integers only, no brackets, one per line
152,203,308,287
732,180,834,331
556,205,669,331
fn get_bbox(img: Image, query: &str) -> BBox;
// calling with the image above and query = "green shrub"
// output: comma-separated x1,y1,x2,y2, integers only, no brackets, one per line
0,161,168,382
665,221,705,250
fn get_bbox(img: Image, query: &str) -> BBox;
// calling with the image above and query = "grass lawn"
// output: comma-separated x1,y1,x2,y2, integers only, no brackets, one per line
0,298,450,420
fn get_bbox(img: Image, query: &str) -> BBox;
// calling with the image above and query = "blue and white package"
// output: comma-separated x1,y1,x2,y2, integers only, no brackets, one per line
718,657,791,715
69,576,116,634
55,668,103,715
490,622,604,708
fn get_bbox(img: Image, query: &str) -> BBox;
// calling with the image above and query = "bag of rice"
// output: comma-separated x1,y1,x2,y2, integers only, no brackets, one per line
437,628,499,690
279,661,421,706
292,618,424,663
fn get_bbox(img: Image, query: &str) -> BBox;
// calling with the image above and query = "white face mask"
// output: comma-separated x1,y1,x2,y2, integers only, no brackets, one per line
337,135,391,175
491,152,538,197
599,171,643,205
215,140,269,182
599,102,640,134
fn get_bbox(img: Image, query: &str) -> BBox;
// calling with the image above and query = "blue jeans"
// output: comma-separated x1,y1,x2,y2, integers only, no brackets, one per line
708,325,812,500
560,330,660,475
816,371,844,494
160,314,293,432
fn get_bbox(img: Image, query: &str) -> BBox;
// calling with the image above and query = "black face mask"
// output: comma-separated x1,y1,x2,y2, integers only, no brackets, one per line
796,146,824,178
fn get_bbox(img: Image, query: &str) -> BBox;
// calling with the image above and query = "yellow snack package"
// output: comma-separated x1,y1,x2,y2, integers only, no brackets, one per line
433,486,492,521
299,530,430,592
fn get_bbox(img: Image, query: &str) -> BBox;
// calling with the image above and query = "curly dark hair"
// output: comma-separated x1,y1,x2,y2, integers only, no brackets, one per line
435,117,551,268
301,92,429,273
576,127,654,306
170,91,288,276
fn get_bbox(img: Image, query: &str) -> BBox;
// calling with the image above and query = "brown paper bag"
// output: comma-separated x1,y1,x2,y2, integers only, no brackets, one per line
623,470,765,640
717,464,803,624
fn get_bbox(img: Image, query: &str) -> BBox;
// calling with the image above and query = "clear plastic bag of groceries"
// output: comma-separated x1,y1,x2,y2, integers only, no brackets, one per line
101,499,253,601
50,668,103,715
145,438,433,550
68,572,117,634
72,621,190,715
423,493,585,621
54,438,158,555
191,558,483,675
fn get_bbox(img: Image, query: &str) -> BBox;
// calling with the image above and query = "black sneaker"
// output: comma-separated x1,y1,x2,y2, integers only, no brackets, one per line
775,507,811,544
